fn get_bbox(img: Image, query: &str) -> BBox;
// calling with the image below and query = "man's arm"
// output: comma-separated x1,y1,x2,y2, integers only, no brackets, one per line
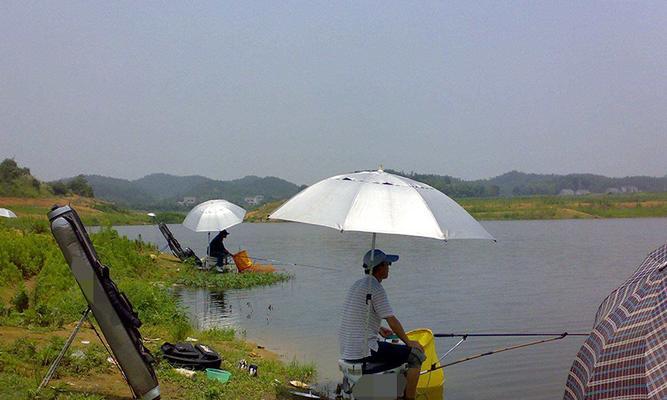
220,241,231,256
385,316,424,351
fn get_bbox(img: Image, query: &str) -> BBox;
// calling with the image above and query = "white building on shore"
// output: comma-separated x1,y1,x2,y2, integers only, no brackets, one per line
244,195,264,206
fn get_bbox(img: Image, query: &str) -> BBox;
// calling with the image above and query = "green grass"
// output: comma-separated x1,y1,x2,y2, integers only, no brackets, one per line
457,192,667,220
0,328,316,400
0,198,153,226
152,211,187,224
150,331,316,400
244,200,284,222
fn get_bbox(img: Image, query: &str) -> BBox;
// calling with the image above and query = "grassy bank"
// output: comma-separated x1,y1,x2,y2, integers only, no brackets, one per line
0,196,148,225
245,200,284,222
458,192,667,220
246,193,667,222
0,221,311,399
0,196,185,225
8,191,664,226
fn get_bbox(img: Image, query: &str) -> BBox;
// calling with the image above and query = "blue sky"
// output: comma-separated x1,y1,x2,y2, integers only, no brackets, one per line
1,1,665,184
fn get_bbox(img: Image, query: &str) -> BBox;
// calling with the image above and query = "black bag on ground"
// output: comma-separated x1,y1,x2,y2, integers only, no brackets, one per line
161,342,222,370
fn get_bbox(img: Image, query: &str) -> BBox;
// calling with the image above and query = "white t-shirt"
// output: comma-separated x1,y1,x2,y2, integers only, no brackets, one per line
339,275,394,360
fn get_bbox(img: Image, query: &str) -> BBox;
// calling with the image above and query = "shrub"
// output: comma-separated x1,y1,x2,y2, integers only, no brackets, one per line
33,250,85,324
63,344,109,375
67,175,94,198
119,280,186,327
23,303,65,328
202,327,235,342
10,337,37,360
168,318,192,342
203,385,225,400
11,286,29,313
37,336,65,366
50,181,69,195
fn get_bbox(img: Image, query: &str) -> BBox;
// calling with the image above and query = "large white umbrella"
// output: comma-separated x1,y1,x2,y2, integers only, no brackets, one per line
183,199,246,232
0,208,17,218
270,169,493,363
269,169,494,241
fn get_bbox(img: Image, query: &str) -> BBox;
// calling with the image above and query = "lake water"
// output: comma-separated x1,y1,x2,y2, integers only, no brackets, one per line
112,218,666,400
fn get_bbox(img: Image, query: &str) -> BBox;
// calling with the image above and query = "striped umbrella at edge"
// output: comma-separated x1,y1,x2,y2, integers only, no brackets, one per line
564,242,667,400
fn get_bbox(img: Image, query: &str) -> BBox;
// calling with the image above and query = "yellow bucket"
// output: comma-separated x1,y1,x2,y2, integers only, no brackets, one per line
407,328,444,389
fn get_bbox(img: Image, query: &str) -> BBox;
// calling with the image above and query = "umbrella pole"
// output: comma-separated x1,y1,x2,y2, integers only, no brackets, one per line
362,232,377,358
207,232,211,256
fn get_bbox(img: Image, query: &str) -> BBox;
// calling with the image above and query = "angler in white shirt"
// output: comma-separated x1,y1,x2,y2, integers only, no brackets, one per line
339,249,426,400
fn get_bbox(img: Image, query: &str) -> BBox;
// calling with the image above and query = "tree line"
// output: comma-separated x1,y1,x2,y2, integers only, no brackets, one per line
0,159,94,198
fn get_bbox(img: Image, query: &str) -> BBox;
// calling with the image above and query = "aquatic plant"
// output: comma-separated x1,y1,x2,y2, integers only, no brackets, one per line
11,284,30,313
175,269,292,290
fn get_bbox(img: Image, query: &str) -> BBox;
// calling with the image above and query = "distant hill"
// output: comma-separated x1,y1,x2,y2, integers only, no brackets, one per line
82,173,301,211
133,173,213,200
85,175,155,205
486,171,667,196
66,169,667,211
386,169,667,198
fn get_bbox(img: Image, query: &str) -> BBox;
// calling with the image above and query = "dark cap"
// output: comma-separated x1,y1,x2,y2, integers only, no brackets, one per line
362,249,399,270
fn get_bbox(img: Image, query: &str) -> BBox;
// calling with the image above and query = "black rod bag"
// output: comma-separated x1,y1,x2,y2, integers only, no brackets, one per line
48,205,160,400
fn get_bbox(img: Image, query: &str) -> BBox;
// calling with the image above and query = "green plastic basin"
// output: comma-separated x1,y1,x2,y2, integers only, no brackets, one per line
205,368,231,383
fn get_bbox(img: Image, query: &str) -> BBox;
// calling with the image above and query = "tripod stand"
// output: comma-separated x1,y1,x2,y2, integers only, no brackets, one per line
37,308,133,396
37,308,92,391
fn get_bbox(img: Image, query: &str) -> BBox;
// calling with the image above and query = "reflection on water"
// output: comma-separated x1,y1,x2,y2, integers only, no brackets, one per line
418,387,444,400
173,288,231,331
112,218,667,400
174,287,278,332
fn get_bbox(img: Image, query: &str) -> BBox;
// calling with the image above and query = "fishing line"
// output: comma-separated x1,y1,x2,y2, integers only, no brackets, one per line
428,336,466,369
434,332,589,337
250,256,339,272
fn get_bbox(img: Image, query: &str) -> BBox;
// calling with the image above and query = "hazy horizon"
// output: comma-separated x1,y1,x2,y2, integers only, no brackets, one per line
2,2,666,185
61,168,667,187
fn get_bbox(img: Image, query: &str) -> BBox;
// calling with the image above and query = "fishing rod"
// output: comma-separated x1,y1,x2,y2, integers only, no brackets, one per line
434,332,589,338
250,256,339,272
421,334,570,375
419,332,588,376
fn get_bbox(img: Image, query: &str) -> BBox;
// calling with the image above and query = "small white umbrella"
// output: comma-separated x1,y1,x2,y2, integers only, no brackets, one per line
183,199,246,232
182,199,246,256
269,169,494,241
0,208,17,218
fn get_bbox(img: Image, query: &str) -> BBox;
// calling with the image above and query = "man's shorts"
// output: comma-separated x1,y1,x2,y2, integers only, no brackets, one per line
361,341,426,374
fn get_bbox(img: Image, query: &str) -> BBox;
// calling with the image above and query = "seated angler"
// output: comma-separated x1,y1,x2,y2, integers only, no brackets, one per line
209,229,231,266
339,249,426,400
